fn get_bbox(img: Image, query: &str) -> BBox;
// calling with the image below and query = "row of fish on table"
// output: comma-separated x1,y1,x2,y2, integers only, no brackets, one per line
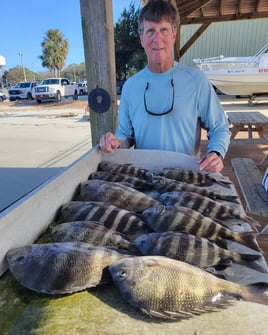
6,161,268,320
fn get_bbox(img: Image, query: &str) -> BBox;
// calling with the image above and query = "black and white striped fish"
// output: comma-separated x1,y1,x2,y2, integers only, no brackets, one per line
51,221,137,253
142,205,261,252
134,231,265,272
59,201,152,238
160,191,261,231
79,180,160,212
88,171,153,190
97,161,148,178
151,175,239,203
147,167,231,188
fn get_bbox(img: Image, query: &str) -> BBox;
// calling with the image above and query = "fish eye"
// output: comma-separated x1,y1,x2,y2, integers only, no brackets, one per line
119,270,127,278
15,256,25,263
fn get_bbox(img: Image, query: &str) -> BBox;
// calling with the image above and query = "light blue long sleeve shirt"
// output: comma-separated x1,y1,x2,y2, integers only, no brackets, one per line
115,62,230,158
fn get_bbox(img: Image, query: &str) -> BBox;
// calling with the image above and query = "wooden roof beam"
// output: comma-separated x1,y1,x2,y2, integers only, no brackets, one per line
180,10,268,24
179,22,211,58
178,0,212,17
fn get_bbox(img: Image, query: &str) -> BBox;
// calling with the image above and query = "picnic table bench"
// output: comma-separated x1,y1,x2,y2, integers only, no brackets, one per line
231,155,268,216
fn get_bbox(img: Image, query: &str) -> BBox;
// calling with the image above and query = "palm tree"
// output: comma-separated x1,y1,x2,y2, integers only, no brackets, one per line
40,29,69,77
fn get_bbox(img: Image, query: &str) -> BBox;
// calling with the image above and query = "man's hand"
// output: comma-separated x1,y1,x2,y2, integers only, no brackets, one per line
99,132,121,153
198,152,224,173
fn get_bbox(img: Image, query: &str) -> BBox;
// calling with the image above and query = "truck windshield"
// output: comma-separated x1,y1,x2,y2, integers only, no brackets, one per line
41,79,60,85
14,82,31,88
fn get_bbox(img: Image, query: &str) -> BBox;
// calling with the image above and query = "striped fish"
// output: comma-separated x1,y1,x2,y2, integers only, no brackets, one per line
160,191,261,231
59,201,152,238
98,161,148,178
147,167,231,188
151,175,239,204
89,171,153,190
79,180,160,212
51,221,137,253
142,204,261,252
134,232,265,272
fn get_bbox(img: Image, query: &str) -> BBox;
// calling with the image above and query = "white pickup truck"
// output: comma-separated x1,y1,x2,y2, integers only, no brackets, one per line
34,78,79,103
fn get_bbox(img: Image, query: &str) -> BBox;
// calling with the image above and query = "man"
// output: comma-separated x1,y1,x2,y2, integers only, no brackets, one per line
99,0,230,173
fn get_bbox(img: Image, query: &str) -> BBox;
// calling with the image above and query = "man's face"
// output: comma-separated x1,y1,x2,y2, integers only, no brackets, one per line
139,20,177,69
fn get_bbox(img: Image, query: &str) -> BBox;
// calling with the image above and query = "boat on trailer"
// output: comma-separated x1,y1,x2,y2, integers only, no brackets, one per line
193,43,268,103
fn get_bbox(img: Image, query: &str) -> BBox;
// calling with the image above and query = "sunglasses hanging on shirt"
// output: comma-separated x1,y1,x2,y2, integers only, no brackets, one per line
144,79,174,116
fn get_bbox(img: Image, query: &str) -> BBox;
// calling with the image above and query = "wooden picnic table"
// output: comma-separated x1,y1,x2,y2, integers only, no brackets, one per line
227,111,268,139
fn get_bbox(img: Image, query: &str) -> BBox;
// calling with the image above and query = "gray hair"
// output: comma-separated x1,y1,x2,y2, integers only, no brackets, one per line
138,0,180,33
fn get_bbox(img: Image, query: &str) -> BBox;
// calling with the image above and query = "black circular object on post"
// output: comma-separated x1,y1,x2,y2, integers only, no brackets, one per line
88,87,111,113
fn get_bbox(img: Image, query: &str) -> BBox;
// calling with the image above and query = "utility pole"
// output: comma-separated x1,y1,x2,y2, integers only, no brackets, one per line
18,52,27,82
80,0,117,146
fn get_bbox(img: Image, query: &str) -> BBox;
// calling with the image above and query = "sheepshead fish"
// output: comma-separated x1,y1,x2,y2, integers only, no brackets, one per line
148,167,231,188
51,221,136,253
79,180,160,211
160,191,260,230
7,242,130,294
89,171,153,190
98,161,148,178
151,175,239,203
60,201,152,237
109,256,268,320
142,205,261,252
134,232,265,272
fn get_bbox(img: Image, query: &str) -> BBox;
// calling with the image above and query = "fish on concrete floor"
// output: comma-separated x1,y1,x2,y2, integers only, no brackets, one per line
109,256,268,320
6,242,131,295
97,161,148,178
142,205,261,252
160,191,260,231
89,171,153,190
59,201,152,238
151,175,239,203
147,167,231,188
79,180,160,212
134,232,265,272
51,221,137,253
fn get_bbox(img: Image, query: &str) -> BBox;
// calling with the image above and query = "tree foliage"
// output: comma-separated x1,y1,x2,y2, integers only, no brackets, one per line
114,2,146,80
39,29,69,77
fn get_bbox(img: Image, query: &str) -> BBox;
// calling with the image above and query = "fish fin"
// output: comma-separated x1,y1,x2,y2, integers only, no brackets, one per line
234,231,262,252
142,299,234,320
240,284,268,305
213,178,232,189
233,253,267,273
216,195,240,204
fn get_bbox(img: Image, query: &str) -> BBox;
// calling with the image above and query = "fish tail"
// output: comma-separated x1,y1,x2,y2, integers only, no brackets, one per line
243,215,261,231
240,284,268,305
232,253,267,273
233,231,262,252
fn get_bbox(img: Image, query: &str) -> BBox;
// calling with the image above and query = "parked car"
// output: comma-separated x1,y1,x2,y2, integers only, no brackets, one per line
0,89,7,101
8,81,39,101
78,81,88,95
34,78,79,103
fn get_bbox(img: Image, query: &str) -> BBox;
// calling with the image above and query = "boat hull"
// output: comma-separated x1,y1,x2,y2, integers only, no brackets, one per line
206,69,268,96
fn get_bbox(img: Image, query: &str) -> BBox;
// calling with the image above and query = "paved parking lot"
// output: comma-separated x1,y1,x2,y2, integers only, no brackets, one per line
0,97,91,211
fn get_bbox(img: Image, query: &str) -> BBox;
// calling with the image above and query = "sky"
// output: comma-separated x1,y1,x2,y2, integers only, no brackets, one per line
0,0,140,73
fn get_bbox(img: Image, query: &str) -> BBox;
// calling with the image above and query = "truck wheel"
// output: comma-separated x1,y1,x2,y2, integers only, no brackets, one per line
37,99,42,103
73,91,78,100
55,91,61,102
27,92,33,100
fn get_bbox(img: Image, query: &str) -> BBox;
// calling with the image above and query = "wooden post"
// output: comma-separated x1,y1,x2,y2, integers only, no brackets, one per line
80,0,117,146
